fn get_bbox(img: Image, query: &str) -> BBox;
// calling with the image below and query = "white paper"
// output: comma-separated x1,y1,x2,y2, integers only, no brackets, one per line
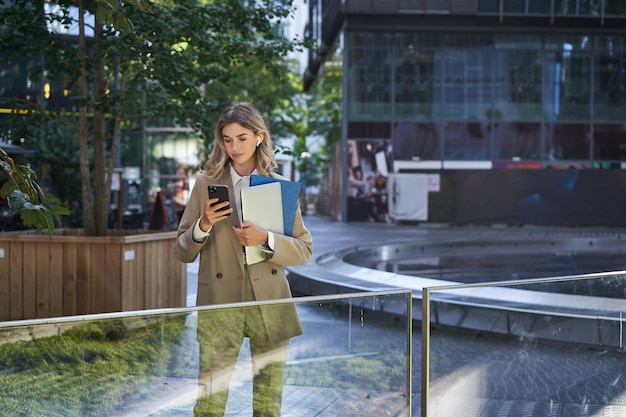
240,182,284,264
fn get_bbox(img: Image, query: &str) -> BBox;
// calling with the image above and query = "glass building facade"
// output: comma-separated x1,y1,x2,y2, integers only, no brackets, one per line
307,0,626,226
347,32,626,165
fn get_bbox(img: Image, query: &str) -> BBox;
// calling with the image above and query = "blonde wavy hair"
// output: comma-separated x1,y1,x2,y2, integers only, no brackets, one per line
203,102,278,180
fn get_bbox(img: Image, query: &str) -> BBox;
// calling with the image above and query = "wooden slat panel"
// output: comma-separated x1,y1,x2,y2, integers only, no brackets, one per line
170,242,185,307
49,241,63,318
105,242,121,312
22,242,37,319
63,242,78,316
141,241,149,309
136,242,145,310
76,243,91,315
9,241,23,320
36,242,50,318
141,240,149,309
157,239,165,308
91,244,106,313
121,243,135,311
0,242,10,320
150,240,158,309
165,240,174,307
0,231,185,319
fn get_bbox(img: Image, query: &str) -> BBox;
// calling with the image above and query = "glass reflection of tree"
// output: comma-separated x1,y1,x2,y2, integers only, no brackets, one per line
606,53,626,105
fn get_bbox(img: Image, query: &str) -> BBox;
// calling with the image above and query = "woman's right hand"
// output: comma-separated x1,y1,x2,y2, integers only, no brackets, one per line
198,198,233,232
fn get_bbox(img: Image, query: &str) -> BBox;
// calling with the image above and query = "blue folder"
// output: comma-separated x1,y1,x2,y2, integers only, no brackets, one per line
249,175,301,236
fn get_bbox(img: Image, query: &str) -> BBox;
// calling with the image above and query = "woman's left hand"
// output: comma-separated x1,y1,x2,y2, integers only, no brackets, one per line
233,222,269,247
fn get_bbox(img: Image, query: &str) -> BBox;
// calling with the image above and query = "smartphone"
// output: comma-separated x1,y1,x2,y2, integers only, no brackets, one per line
208,184,231,215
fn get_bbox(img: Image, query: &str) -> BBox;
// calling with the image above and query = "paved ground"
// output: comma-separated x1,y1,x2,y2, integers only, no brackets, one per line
174,215,626,417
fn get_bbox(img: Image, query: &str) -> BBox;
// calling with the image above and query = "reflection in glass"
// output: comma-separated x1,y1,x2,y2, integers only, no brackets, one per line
593,49,626,121
543,50,591,121
528,1,550,14
0,292,411,416
554,0,579,15
494,49,543,120
440,48,493,120
347,37,393,120
392,122,441,161
424,273,626,416
442,120,489,160
346,30,626,166
394,47,434,119
492,122,542,160
544,123,590,160
502,0,525,13
605,0,626,15
593,124,626,161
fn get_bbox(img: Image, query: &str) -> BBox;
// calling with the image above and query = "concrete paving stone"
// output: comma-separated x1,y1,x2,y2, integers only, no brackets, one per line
147,215,626,416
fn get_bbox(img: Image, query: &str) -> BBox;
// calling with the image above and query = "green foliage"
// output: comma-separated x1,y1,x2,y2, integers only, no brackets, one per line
0,0,303,235
0,315,189,416
0,147,70,236
271,54,343,188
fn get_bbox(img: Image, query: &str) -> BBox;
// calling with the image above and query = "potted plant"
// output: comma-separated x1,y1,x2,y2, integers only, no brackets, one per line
0,147,68,235
0,0,302,320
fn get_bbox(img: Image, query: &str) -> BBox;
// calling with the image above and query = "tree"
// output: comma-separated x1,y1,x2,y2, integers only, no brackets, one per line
0,0,301,236
272,53,343,188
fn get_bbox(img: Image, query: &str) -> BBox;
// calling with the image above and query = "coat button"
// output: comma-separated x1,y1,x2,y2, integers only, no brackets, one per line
271,269,277,275
216,273,223,279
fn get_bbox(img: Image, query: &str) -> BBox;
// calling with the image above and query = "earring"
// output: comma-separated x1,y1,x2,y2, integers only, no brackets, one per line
256,136,261,147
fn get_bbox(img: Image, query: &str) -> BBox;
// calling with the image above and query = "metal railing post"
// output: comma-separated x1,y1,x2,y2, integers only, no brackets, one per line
421,288,431,417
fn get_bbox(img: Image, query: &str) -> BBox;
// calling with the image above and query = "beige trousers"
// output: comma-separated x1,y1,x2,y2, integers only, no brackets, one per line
194,267,289,417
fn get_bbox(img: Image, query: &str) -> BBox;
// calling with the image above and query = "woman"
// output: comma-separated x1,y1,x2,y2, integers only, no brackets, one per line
175,102,313,416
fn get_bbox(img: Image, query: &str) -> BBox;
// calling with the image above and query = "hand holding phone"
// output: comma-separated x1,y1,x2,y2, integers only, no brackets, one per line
208,184,231,216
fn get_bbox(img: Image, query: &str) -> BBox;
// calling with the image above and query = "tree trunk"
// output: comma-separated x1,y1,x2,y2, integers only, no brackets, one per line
77,0,95,236
93,16,108,236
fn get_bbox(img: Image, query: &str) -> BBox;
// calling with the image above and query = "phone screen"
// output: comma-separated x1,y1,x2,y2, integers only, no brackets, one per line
208,184,231,215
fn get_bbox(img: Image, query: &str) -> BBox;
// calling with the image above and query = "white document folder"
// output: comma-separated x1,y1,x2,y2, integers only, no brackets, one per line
240,182,284,264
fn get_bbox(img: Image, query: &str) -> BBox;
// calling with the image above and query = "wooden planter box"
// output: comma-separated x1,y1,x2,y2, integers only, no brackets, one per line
0,229,186,321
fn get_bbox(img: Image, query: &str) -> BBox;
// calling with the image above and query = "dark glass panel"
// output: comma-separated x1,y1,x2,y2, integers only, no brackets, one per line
494,33,542,49
544,123,590,160
440,48,494,121
392,122,442,160
543,51,591,121
394,46,434,119
492,122,542,159
493,49,543,120
346,39,392,120
348,122,391,139
593,51,626,121
503,0,526,13
577,0,603,15
442,33,494,48
443,120,490,160
554,0,578,15
478,0,500,13
528,0,550,14
605,0,626,15
394,32,442,49
593,124,626,161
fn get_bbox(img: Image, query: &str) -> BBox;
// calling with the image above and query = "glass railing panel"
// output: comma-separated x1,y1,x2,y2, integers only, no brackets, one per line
0,290,412,417
422,271,626,417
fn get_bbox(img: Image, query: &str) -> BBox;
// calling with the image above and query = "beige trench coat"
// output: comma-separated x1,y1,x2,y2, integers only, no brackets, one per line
175,166,313,343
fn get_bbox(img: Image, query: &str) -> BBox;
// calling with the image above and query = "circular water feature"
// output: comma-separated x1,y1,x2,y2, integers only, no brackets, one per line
340,237,626,298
